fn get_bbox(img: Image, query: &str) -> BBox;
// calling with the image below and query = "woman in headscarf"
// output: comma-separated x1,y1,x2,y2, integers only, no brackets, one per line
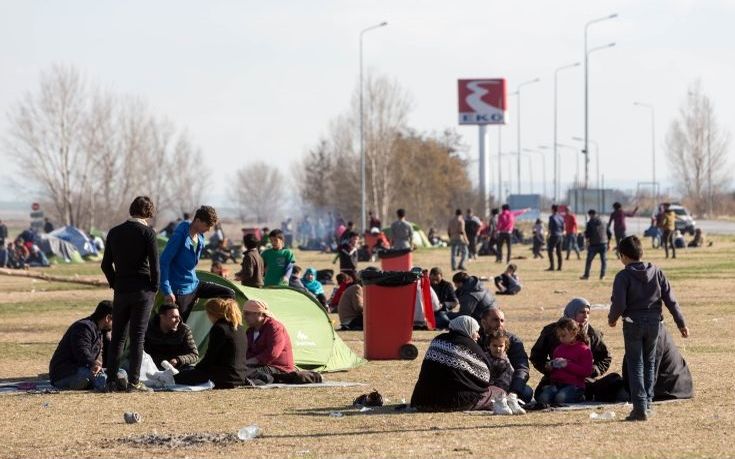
530,297,615,402
411,316,501,412
174,298,249,389
301,267,327,308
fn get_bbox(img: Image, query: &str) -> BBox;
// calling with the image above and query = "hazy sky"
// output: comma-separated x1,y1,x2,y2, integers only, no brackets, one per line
1,0,733,206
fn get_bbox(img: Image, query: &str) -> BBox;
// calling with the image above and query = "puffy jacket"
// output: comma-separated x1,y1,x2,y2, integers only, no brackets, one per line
584,216,608,245
49,317,105,383
456,276,497,321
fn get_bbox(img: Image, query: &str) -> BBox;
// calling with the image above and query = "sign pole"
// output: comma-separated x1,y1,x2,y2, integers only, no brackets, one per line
478,125,487,218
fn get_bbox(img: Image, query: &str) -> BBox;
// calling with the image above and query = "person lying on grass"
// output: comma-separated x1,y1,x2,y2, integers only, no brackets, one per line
49,300,125,391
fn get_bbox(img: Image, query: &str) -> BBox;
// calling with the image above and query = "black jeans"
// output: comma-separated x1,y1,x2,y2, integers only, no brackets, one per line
496,232,512,263
547,236,563,270
107,290,155,385
175,281,236,322
467,234,478,259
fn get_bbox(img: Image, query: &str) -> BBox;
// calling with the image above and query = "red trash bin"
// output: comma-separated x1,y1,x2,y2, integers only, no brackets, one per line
379,248,413,272
362,270,420,360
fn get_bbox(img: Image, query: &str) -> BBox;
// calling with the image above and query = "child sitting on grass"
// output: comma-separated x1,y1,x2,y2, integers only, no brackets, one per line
494,263,521,295
536,317,593,406
486,330,525,415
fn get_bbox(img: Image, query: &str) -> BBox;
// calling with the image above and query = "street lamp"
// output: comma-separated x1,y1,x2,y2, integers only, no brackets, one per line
359,21,388,234
554,62,580,202
584,13,617,189
523,148,548,198
514,77,541,195
572,136,599,189
633,102,657,201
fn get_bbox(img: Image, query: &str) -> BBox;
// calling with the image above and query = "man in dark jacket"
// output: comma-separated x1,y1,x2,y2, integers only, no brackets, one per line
530,298,614,401
452,272,497,322
477,307,534,403
49,301,115,391
580,209,609,280
144,304,198,370
547,204,564,271
102,196,160,392
239,233,264,288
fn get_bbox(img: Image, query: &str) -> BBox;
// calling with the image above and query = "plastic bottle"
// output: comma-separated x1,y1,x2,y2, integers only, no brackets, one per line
589,411,616,420
237,425,262,440
329,411,344,417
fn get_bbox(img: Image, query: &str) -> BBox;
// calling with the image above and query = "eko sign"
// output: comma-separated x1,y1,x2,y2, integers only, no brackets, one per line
458,79,507,125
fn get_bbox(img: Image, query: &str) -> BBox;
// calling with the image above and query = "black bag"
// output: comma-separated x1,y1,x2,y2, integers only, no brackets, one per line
360,269,419,287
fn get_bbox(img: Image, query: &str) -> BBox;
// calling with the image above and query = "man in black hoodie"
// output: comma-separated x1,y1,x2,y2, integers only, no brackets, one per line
580,209,609,280
451,272,497,322
49,301,115,391
608,235,689,422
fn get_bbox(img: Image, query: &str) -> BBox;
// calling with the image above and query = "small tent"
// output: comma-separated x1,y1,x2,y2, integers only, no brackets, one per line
49,226,98,257
382,223,432,248
37,235,84,264
173,271,364,372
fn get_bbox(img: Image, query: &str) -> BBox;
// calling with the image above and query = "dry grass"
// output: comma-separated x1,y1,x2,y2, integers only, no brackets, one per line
2,237,735,458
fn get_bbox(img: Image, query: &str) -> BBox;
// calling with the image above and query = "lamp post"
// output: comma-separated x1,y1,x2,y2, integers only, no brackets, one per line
514,78,540,195
633,102,657,201
584,13,617,189
523,148,548,198
359,21,388,234
554,62,580,202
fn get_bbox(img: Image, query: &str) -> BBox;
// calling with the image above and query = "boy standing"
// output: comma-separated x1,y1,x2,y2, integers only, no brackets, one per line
239,233,264,288
261,229,295,287
608,235,689,421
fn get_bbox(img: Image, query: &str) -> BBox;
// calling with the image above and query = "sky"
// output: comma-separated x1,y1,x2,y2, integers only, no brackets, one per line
1,0,733,208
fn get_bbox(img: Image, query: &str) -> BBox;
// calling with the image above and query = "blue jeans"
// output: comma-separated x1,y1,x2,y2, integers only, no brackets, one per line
52,367,111,391
565,234,580,259
583,244,607,278
537,383,585,405
450,240,467,270
623,317,660,413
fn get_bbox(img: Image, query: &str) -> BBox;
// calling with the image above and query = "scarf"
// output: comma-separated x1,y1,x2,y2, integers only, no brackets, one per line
301,268,324,296
448,315,480,339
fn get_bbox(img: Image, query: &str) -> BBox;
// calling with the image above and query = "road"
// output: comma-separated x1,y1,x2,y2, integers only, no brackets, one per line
625,216,735,235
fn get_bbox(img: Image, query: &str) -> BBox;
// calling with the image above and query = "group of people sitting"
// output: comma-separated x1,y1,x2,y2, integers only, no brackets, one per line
48,295,311,391
0,238,50,269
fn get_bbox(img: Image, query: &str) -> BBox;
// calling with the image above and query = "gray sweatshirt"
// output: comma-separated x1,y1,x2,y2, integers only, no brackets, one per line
609,261,686,328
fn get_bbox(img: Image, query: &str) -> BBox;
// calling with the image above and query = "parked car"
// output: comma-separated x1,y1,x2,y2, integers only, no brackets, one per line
654,203,696,235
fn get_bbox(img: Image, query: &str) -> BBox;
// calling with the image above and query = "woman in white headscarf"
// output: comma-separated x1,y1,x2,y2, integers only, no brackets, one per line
411,316,506,411
530,297,614,402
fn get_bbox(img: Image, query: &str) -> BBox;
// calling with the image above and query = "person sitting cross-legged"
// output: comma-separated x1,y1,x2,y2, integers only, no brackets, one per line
49,301,125,391
144,303,199,370
243,299,295,376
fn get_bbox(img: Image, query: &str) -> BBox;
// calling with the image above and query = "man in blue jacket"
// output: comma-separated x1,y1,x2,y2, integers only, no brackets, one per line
160,205,235,322
49,300,117,391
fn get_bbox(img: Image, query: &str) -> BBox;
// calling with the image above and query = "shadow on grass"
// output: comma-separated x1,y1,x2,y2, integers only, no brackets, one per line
0,373,48,383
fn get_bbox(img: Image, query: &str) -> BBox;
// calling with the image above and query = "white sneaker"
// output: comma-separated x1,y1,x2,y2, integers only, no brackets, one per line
493,395,513,415
507,393,526,415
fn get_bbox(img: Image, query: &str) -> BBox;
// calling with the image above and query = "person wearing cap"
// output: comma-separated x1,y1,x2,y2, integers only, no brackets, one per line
144,303,199,370
243,299,295,375
530,297,613,401
49,301,117,391
174,298,249,389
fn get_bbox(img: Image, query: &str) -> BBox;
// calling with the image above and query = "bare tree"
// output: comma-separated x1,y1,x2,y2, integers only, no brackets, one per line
5,64,91,226
666,81,731,217
230,161,285,224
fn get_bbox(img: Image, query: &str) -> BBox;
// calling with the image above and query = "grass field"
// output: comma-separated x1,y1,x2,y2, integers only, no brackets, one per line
1,237,735,458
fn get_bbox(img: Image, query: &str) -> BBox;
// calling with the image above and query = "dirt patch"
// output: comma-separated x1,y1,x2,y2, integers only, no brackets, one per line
120,432,240,448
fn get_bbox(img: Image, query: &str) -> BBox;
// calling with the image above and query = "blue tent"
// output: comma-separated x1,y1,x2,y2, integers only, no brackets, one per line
48,226,99,257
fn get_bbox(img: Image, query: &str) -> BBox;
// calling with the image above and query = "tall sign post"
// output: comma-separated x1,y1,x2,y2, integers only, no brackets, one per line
458,79,507,216
30,202,44,233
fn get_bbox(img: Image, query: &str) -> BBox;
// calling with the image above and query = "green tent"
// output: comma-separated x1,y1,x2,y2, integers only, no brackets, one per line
177,271,364,373
157,234,169,254
382,223,432,248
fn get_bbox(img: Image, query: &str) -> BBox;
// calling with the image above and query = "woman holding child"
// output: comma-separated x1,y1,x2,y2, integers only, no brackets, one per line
530,298,615,403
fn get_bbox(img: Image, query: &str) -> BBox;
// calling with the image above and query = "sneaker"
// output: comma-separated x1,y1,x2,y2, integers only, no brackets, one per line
507,393,526,415
493,395,513,415
579,275,589,280
127,381,153,393
624,409,648,421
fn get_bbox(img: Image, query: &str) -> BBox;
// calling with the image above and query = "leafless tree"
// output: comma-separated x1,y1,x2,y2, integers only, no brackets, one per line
666,80,731,217
230,161,285,224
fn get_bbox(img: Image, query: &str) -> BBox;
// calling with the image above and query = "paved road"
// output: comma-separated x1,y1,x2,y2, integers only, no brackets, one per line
626,216,735,235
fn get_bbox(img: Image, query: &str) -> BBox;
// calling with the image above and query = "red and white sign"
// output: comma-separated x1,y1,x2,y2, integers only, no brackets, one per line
458,79,507,125
31,202,40,211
